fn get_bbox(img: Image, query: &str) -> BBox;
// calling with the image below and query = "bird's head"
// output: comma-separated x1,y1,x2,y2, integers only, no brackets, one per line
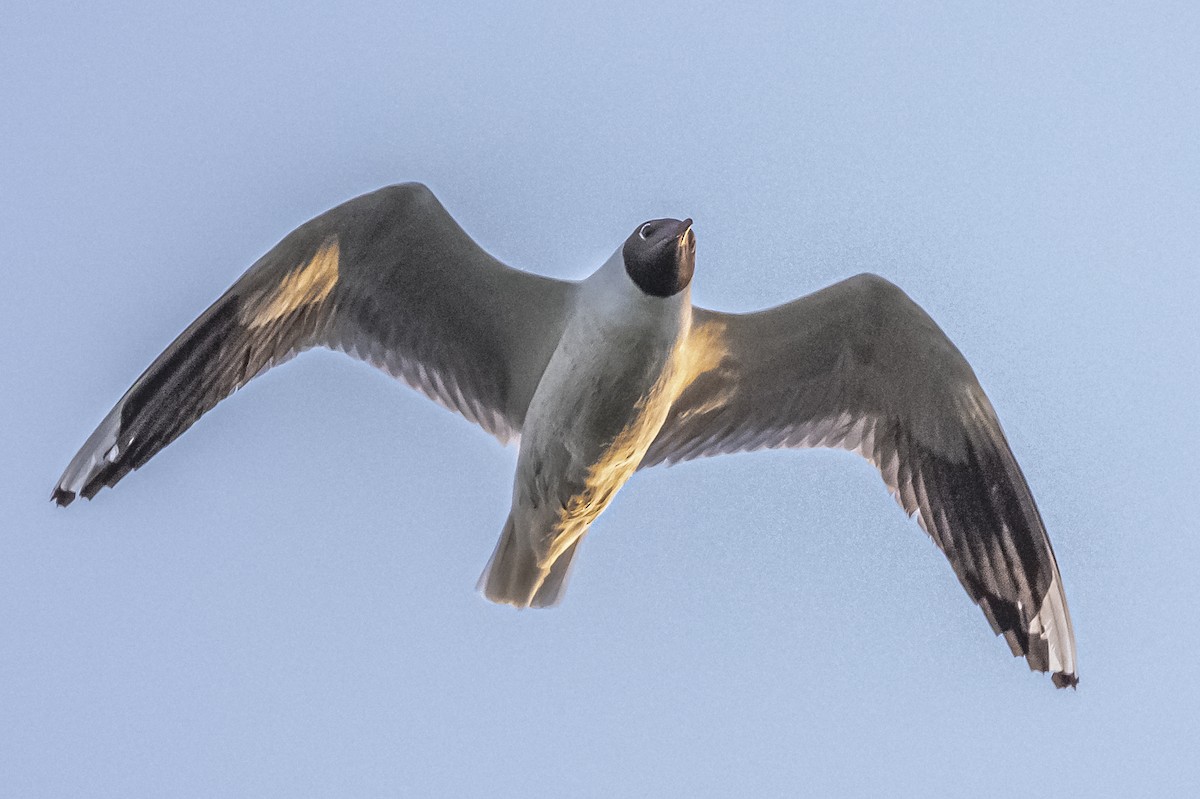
622,218,695,297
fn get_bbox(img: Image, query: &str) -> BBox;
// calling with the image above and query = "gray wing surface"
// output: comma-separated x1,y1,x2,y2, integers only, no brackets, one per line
54,183,574,505
645,273,1077,687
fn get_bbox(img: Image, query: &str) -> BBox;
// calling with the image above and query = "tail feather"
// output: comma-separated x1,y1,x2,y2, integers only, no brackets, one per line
530,538,580,608
478,513,583,608
478,513,544,607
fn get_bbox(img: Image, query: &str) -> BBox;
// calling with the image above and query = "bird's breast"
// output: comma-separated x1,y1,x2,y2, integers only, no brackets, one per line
516,295,691,518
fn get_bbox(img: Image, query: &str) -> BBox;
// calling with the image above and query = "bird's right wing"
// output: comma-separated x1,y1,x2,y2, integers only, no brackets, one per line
54,183,575,505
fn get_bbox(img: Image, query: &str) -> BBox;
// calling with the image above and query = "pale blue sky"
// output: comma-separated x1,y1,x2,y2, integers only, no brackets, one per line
4,2,1198,796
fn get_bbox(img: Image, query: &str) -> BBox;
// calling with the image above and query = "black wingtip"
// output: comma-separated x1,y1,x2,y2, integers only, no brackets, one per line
1051,671,1079,690
51,486,76,507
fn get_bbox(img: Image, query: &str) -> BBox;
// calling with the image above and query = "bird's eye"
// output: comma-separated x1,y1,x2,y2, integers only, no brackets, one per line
639,223,653,240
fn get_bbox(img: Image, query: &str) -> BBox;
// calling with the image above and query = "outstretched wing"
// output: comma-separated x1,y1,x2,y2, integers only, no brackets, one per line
54,183,574,505
646,273,1077,687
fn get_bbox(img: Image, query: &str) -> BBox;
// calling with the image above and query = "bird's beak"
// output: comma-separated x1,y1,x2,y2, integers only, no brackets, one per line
676,218,695,252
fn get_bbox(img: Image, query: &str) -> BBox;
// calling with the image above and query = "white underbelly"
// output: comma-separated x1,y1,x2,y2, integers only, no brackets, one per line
515,302,687,563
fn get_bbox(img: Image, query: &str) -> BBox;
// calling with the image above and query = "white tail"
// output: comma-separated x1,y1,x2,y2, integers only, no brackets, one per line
477,513,582,608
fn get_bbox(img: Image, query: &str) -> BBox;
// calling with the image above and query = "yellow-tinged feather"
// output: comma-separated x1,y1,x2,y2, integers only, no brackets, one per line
672,318,731,418
246,237,340,329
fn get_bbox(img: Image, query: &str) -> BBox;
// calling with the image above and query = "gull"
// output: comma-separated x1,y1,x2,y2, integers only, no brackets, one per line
52,183,1078,687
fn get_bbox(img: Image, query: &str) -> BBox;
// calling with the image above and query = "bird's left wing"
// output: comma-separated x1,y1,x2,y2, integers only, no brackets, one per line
54,183,575,505
644,273,1077,687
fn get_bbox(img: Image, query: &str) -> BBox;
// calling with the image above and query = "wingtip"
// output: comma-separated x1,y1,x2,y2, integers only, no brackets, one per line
51,486,76,507
1051,671,1079,690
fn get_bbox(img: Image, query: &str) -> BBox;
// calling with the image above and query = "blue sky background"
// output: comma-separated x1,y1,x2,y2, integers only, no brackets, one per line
4,2,1198,796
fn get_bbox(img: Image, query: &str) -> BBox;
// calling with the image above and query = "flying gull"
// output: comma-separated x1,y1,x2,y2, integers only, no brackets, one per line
52,183,1078,688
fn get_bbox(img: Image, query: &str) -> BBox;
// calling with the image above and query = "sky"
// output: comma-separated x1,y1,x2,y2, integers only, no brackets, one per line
4,1,1199,796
